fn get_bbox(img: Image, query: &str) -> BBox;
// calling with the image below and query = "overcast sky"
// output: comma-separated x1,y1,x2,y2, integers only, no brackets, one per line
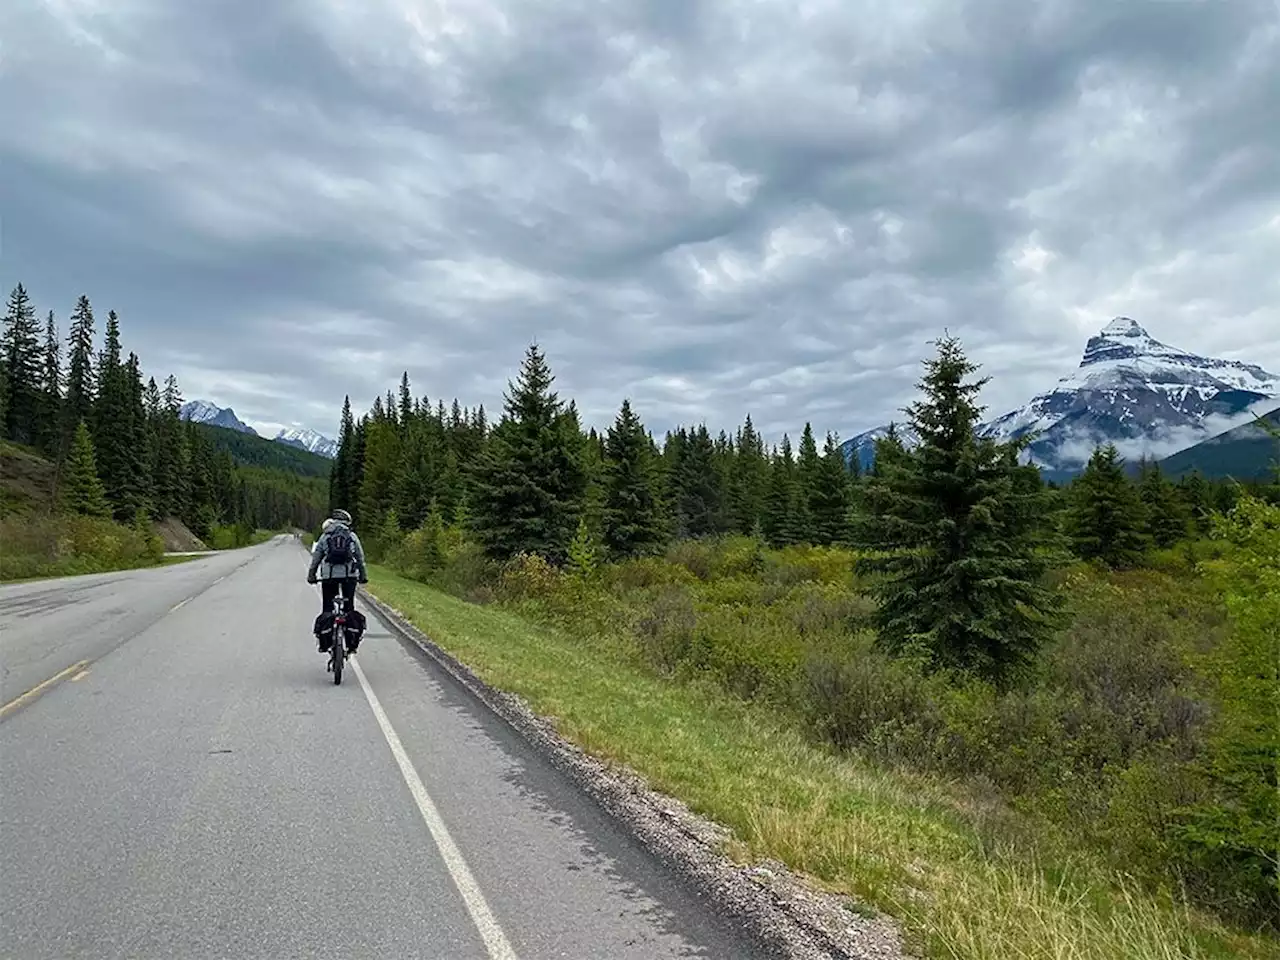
2,0,1278,443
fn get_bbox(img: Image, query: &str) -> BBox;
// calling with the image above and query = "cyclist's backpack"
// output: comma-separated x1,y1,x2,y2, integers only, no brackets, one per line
325,528,354,565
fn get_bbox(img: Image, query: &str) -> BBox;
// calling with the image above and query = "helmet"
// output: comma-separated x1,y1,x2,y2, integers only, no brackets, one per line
330,508,352,525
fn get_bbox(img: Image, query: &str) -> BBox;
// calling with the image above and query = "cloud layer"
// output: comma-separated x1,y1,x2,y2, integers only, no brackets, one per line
2,0,1278,443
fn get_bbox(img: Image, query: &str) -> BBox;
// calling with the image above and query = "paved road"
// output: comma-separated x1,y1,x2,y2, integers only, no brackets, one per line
0,536,769,959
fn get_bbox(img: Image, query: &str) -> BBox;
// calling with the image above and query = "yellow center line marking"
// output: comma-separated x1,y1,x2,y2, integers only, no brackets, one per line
71,670,90,682
0,660,92,719
171,598,190,612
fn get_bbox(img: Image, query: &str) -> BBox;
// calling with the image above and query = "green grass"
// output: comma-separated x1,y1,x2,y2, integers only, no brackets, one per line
160,554,202,566
205,525,280,550
365,566,1277,960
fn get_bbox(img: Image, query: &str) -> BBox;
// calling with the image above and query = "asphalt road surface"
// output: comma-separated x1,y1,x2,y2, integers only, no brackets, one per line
0,536,770,959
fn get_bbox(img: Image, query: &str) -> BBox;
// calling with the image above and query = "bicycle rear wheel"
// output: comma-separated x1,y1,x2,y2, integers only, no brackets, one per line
332,626,343,684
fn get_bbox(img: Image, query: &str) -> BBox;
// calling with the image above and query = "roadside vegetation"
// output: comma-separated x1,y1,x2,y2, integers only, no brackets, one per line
0,282,326,581
328,340,1278,959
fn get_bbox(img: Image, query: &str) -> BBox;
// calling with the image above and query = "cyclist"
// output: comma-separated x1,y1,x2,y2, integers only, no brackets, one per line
306,508,368,653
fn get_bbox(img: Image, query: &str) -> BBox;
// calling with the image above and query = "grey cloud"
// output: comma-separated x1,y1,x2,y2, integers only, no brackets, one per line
1,0,1278,446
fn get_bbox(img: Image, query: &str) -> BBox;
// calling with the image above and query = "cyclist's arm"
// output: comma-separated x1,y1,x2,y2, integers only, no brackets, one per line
351,532,368,581
307,533,325,580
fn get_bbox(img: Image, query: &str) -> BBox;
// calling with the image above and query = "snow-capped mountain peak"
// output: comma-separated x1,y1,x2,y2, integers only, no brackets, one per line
843,318,1279,477
1100,316,1148,338
180,399,258,436
179,399,222,423
274,427,339,459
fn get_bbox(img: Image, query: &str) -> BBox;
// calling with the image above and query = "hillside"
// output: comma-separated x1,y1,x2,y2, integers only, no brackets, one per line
0,439,208,551
193,422,332,477
0,440,58,516
1158,406,1280,480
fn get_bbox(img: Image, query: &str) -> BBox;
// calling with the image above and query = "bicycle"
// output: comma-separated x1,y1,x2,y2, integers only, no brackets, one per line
326,599,352,685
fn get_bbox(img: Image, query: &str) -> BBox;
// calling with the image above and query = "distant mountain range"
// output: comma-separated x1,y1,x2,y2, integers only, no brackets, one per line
842,318,1279,480
180,400,338,459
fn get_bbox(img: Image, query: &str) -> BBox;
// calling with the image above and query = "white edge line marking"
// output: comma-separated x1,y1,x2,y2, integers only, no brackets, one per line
351,657,519,960
171,598,190,612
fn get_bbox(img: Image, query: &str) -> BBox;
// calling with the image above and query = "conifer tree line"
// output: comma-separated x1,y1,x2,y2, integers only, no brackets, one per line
1,283,324,536
327,345,868,563
332,340,1240,576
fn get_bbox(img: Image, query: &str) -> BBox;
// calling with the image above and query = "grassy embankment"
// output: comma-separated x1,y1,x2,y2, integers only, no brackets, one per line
363,527,1278,960
0,440,276,581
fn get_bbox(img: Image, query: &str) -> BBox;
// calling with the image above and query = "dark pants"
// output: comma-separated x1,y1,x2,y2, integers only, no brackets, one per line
321,577,357,614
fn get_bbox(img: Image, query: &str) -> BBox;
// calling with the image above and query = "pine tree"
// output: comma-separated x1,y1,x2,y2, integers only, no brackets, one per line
796,422,821,542
763,436,801,546
1137,459,1190,548
566,516,601,580
467,344,587,563
601,398,666,558
1065,444,1151,568
64,295,96,443
1178,471,1214,537
60,419,110,517
330,396,357,514
728,415,768,535
673,424,723,538
812,431,852,545
854,335,1060,679
157,406,190,519
393,418,437,529
2,283,43,446
436,447,463,523
162,373,182,414
122,352,154,517
38,310,63,455
398,372,413,431
357,418,402,531
580,422,608,539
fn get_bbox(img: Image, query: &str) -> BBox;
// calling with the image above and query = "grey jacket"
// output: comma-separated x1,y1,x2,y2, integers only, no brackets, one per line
308,523,367,581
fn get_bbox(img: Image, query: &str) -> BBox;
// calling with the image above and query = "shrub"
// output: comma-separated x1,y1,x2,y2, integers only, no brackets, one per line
497,552,562,602
604,556,697,591
0,513,166,580
634,584,700,673
802,640,945,757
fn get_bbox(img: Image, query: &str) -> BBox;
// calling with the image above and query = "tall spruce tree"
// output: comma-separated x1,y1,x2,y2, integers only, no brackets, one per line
854,335,1060,679
393,417,437,530
763,436,801,546
357,418,402,532
1065,444,1150,567
796,422,821,542
330,396,357,514
64,295,96,445
398,372,413,432
2,283,43,446
60,419,111,517
601,398,666,558
728,415,768,535
468,344,587,563
39,310,63,455
811,431,852,545
123,352,154,517
579,422,608,539
1137,459,1190,548
673,424,723,538
1178,471,1214,537
91,311,134,518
